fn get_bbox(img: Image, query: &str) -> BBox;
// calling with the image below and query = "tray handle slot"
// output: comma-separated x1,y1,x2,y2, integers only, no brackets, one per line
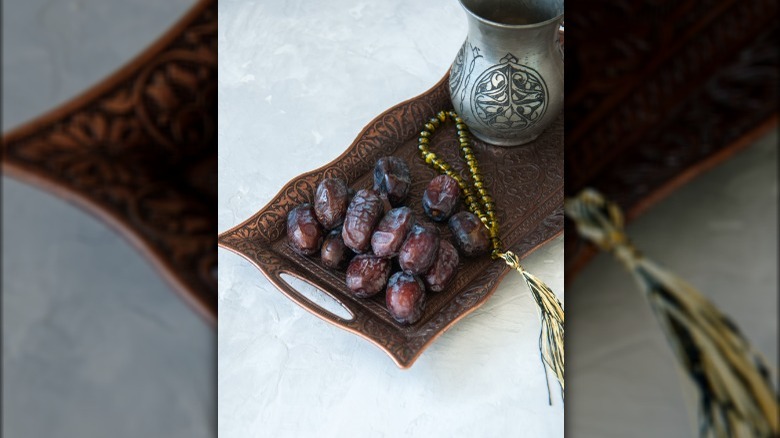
276,271,355,322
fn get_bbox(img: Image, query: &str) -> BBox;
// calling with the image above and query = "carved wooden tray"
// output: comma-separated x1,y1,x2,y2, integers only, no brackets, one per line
218,75,563,368
2,0,217,322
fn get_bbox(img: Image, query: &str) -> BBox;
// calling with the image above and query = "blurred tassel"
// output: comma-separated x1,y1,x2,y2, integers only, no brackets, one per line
498,251,565,401
565,189,778,438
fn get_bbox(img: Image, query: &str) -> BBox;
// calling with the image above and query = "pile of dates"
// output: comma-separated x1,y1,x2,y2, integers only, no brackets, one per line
287,156,490,325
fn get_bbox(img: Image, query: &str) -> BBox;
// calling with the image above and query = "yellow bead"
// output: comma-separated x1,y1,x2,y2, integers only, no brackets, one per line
424,123,436,131
420,131,431,138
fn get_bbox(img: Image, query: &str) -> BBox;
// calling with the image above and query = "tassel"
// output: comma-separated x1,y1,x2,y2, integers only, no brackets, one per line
565,189,778,437
498,250,565,402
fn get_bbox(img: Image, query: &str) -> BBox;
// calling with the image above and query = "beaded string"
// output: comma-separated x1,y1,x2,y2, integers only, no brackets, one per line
418,110,565,401
418,110,502,258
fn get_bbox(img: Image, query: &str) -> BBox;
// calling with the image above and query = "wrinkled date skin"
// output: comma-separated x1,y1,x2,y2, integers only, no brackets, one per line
342,189,384,253
370,207,415,258
314,178,350,230
448,211,490,257
398,223,440,274
373,156,411,206
346,254,391,298
320,229,353,269
385,272,426,325
286,204,324,256
423,240,459,292
422,174,461,222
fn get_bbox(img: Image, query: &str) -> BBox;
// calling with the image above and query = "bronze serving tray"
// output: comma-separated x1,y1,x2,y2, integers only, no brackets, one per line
218,75,563,368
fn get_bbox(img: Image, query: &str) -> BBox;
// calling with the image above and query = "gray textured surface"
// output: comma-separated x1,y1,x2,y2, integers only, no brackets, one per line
218,0,564,437
567,130,778,437
2,1,214,437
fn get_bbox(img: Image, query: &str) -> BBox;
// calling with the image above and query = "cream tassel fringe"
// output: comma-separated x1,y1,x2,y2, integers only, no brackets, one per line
565,189,778,437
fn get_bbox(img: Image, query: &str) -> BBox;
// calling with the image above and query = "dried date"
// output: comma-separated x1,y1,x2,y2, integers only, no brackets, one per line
422,174,461,222
342,189,384,253
373,156,411,206
314,178,350,230
423,240,459,292
398,222,440,274
448,211,490,257
346,254,391,298
286,204,324,256
370,207,415,258
385,272,426,325
320,229,353,269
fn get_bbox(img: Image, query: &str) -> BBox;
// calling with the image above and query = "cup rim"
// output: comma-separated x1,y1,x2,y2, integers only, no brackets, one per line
460,1,563,29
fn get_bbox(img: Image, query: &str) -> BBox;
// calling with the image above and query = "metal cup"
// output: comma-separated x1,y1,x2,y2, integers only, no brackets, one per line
449,0,564,146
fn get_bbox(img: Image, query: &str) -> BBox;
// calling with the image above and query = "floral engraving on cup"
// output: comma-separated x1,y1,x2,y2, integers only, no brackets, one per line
449,42,467,97
450,41,485,115
459,44,483,114
471,53,548,137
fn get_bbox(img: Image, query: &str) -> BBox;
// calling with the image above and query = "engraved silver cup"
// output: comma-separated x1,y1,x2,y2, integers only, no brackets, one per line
449,0,563,146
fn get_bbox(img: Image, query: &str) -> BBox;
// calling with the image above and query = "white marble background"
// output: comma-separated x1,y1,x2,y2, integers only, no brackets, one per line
2,1,214,437
218,0,565,437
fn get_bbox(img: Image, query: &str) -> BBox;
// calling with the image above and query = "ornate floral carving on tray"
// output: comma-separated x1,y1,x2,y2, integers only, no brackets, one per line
218,75,563,368
2,0,217,321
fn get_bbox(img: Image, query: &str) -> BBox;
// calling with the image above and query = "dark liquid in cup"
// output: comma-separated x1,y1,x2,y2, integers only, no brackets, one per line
495,15,537,25
472,2,559,26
